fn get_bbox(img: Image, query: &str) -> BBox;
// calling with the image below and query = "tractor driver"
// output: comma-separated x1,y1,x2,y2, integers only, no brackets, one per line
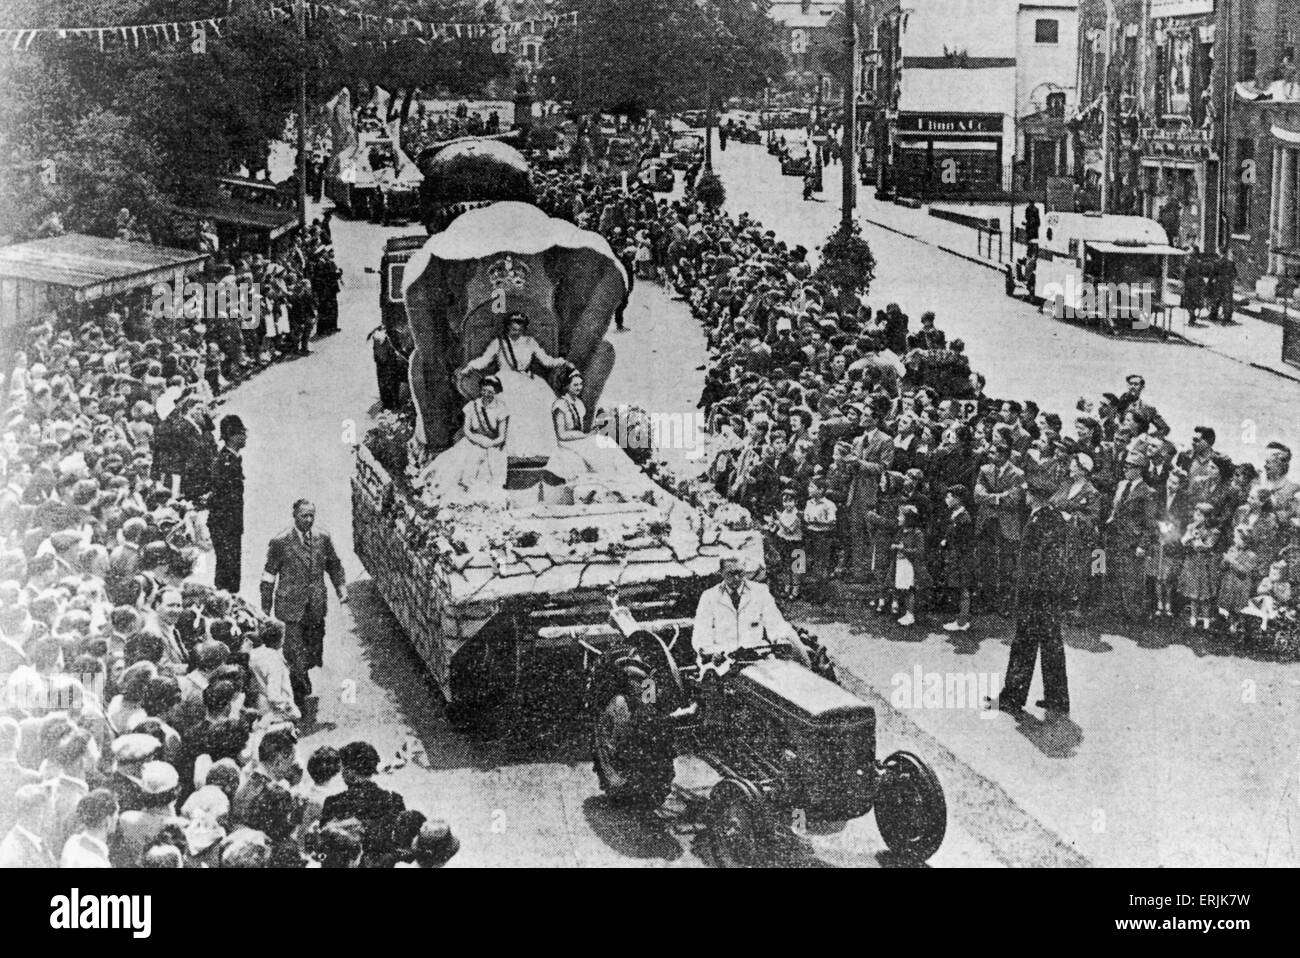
692,554,804,661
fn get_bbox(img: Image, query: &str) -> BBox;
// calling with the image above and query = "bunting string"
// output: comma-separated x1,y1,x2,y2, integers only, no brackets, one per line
0,2,578,53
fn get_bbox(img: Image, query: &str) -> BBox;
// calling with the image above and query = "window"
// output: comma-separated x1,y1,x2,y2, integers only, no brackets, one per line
1046,92,1066,118
1035,19,1059,44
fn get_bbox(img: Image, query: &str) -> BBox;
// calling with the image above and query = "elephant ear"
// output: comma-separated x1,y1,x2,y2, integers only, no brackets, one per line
402,201,628,449
545,246,627,371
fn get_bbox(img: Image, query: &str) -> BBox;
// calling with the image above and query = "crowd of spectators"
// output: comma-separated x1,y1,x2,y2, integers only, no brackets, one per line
530,146,1300,655
0,217,456,867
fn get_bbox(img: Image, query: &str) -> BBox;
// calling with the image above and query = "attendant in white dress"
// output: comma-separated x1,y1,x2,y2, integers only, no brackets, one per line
418,377,510,505
549,369,628,480
460,313,563,461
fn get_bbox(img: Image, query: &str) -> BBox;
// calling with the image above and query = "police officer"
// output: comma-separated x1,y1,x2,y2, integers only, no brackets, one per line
995,477,1072,718
209,414,247,594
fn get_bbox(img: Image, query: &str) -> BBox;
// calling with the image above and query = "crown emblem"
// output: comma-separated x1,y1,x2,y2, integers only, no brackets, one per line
487,254,529,291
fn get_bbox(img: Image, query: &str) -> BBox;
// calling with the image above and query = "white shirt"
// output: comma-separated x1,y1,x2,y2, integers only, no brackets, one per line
61,831,112,868
692,580,797,656
249,645,301,721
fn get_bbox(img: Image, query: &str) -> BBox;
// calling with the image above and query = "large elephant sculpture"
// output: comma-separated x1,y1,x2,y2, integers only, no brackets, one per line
400,140,627,457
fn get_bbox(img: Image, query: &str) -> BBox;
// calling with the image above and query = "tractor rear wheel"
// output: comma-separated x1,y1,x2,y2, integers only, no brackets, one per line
591,662,675,811
875,750,947,862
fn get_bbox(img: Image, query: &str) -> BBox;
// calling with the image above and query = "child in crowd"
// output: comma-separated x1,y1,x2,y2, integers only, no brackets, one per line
1244,559,1291,633
1150,469,1188,618
941,485,975,632
1218,527,1259,635
892,504,927,627
1178,502,1220,630
770,488,804,601
802,478,837,603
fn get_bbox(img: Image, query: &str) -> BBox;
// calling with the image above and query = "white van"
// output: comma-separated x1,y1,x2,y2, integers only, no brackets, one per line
1020,212,1184,332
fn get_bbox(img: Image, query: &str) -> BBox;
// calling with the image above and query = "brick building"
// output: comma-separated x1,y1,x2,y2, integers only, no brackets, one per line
1220,0,1300,295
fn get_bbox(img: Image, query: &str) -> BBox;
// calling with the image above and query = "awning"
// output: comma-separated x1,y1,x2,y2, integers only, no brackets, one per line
0,232,208,301
1272,124,1300,145
1088,242,1186,256
173,198,297,239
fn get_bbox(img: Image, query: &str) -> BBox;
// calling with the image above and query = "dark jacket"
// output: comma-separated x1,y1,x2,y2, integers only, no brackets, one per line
1014,505,1074,612
320,779,406,863
207,446,244,536
261,527,345,622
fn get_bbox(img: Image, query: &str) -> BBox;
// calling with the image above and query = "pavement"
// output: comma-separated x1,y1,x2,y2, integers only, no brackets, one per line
710,140,1300,868
847,188,1300,383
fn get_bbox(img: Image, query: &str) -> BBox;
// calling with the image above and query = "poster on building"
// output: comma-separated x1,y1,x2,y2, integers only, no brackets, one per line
1167,32,1194,116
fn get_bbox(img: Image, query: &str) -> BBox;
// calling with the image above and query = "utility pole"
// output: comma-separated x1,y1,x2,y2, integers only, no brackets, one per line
296,0,308,229
1100,0,1115,214
705,67,715,171
841,0,856,230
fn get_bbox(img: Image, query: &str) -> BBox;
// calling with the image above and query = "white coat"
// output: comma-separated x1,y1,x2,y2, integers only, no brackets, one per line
692,580,797,656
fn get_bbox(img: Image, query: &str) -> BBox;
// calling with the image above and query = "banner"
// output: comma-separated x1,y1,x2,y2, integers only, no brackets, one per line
0,3,579,53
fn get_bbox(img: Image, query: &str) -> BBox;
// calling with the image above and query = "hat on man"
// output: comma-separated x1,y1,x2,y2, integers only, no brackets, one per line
112,733,161,764
137,761,179,795
413,820,461,867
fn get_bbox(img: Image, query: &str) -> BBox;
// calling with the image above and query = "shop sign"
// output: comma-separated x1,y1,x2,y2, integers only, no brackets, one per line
898,113,1003,136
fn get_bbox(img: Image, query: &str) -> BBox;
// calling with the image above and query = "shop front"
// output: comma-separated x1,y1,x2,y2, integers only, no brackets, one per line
1223,87,1300,295
893,112,1006,200
1138,127,1218,250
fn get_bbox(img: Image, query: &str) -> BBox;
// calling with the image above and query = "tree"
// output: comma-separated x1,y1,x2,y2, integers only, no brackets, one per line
815,220,876,303
544,0,785,115
0,0,513,242
693,170,726,211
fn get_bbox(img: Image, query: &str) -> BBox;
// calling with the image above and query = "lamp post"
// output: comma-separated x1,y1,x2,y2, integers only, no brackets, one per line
841,0,857,231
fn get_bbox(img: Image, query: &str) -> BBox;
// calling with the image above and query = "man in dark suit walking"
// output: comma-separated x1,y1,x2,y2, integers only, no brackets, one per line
261,499,347,711
996,478,1072,717
208,415,247,594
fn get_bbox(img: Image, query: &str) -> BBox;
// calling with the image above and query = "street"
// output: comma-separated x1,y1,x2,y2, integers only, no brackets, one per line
210,141,1300,868
710,137,1300,867
211,208,1010,867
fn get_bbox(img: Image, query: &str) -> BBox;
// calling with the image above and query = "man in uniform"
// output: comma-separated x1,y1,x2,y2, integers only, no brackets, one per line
995,478,1073,717
261,499,347,712
209,414,247,594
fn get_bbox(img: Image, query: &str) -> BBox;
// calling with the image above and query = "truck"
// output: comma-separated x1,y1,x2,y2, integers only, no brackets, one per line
352,138,766,721
351,139,949,864
325,125,423,222
1005,211,1185,336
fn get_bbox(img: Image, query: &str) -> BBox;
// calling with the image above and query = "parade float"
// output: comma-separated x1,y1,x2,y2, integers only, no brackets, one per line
351,139,764,718
325,117,423,221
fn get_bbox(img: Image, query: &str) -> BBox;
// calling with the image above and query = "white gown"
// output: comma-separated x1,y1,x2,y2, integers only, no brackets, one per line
548,394,635,482
464,335,562,461
416,398,509,506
